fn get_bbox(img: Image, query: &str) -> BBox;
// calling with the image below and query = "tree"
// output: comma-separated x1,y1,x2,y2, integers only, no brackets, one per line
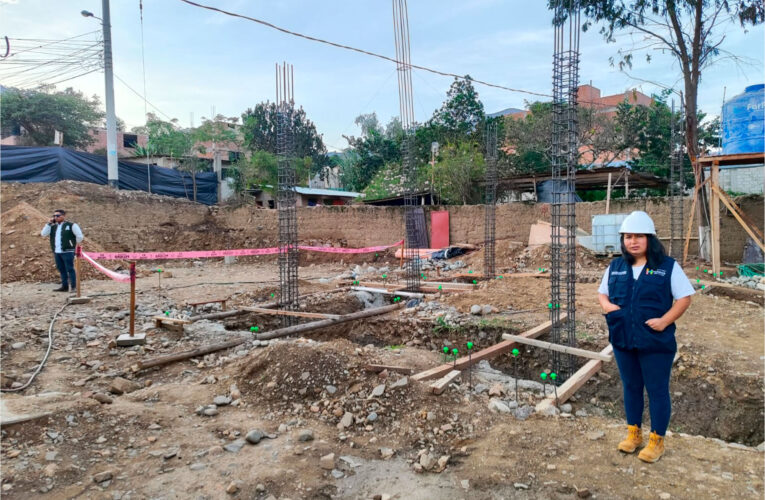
549,0,764,250
341,113,403,191
431,143,485,204
241,102,329,173
430,76,485,142
0,85,104,149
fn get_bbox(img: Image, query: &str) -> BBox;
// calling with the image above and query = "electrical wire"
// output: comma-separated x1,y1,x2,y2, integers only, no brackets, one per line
113,72,175,121
0,302,68,393
177,0,552,99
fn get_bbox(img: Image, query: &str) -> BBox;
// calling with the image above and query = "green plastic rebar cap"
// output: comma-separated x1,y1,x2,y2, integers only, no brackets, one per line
701,285,705,289
540,372,547,380
696,266,699,270
704,269,708,273
452,348,458,355
382,274,387,278
375,253,379,257
720,271,723,276
550,373,557,380
271,292,275,297
443,346,449,353
512,348,519,356
468,270,473,274
164,311,169,316
547,303,552,309
467,341,474,350
157,268,162,272
250,326,255,331
438,285,442,290
472,280,477,284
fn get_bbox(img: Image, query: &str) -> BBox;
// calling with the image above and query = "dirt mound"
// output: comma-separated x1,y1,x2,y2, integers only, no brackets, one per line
461,240,605,276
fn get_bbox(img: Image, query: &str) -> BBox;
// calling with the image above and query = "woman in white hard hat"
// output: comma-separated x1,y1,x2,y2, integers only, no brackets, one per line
597,210,694,463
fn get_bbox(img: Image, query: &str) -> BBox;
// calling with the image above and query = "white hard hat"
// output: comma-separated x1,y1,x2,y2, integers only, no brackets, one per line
619,211,656,235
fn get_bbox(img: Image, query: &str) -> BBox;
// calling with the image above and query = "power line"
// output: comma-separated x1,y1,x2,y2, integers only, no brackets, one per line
177,0,553,99
113,72,175,122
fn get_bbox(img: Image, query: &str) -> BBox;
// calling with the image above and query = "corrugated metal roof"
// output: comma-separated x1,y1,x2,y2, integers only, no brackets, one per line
294,187,361,198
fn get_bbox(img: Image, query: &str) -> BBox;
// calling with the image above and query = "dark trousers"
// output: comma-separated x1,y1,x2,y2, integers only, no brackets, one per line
612,347,675,436
54,252,76,289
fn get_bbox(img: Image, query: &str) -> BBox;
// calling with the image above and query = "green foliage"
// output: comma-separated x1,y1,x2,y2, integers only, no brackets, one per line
430,76,485,143
341,113,403,192
431,143,485,204
229,151,312,198
241,102,329,175
0,85,104,149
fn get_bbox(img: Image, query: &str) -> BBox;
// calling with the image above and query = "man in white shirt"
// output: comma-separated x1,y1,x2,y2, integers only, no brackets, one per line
41,209,84,292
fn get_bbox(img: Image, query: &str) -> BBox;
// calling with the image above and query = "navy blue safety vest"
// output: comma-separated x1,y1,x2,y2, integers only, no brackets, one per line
604,256,677,353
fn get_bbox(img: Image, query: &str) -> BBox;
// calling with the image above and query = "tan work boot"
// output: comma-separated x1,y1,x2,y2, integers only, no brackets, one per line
638,431,665,463
617,424,642,453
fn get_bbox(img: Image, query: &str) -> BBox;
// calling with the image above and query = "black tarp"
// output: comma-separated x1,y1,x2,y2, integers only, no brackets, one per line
0,146,218,205
535,179,583,203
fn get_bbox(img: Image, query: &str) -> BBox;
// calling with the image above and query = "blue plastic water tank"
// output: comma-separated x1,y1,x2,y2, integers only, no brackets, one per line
722,84,764,155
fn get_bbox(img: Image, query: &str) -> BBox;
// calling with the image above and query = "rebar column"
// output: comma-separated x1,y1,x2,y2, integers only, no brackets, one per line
550,5,580,381
276,62,299,326
392,0,420,292
669,100,684,259
484,121,498,279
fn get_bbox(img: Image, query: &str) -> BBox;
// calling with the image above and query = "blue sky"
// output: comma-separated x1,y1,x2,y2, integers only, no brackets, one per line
1,0,762,151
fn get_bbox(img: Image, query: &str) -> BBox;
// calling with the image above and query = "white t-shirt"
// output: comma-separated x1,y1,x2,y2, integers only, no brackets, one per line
598,261,695,300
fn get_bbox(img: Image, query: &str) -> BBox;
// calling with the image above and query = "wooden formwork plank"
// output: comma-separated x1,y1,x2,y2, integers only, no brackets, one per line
411,315,566,382
364,364,413,375
500,334,613,362
430,370,461,394
536,344,613,411
241,307,341,319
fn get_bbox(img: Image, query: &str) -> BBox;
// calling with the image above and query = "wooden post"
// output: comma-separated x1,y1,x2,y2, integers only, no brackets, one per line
532,177,538,202
605,172,612,215
624,170,629,198
399,241,404,268
710,161,721,276
129,261,136,337
74,246,82,298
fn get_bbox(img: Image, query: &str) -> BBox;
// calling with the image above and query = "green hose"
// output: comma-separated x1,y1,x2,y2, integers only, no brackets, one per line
737,263,765,277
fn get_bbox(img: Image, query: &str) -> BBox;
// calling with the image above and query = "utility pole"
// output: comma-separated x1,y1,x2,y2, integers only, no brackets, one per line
102,0,119,188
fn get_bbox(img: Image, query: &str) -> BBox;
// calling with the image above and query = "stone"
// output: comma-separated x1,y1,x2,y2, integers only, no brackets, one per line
757,441,765,452
338,412,353,429
320,453,335,470
45,451,58,462
540,405,560,417
379,447,394,459
482,305,493,315
389,377,408,389
577,488,592,498
586,430,605,441
437,455,450,469
514,483,529,490
419,452,436,471
473,383,488,394
370,384,385,398
93,471,113,483
245,429,265,444
575,409,589,417
560,403,573,413
488,383,504,397
92,393,113,404
297,429,314,442
109,377,141,395
367,412,378,423
325,385,337,395
189,463,206,471
226,481,240,494
331,469,344,479
461,479,470,490
488,399,511,414
214,395,232,406
658,493,671,500
470,305,482,315
203,407,219,417
223,439,246,453
514,405,534,421
11,342,25,350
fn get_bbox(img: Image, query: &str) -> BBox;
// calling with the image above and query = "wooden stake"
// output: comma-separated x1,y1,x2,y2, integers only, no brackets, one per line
682,187,698,265
129,261,136,337
710,161,721,275
713,185,765,252
400,241,404,269
74,246,82,298
605,172,612,215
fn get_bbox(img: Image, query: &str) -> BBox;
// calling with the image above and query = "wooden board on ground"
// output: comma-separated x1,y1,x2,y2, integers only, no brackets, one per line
241,307,341,320
430,370,461,394
153,316,191,333
364,364,413,375
188,298,228,311
411,315,566,382
500,334,613,362
536,344,614,411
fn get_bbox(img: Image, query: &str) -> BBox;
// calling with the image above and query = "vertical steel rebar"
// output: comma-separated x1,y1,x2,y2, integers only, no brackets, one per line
276,62,299,326
392,0,420,292
550,4,580,381
669,100,684,259
484,121,498,279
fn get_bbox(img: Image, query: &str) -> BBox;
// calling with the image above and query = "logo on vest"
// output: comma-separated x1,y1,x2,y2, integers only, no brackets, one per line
646,268,666,277
611,270,627,275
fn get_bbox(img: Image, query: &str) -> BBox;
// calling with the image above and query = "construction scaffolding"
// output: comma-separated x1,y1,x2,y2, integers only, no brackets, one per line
669,100,684,260
484,121,498,279
276,62,299,326
392,0,420,292
550,5,580,381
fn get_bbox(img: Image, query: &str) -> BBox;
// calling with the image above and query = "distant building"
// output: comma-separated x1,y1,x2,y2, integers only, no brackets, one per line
84,128,148,157
248,186,362,208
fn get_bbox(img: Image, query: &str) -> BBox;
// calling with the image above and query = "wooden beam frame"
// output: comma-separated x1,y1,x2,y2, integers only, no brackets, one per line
501,334,613,362
430,370,461,394
411,315,566,382
712,185,765,252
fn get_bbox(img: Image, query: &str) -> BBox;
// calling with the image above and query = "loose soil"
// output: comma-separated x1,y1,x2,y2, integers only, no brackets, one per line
1,183,763,499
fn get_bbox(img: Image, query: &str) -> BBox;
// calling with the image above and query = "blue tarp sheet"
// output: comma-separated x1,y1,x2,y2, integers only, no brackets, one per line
0,146,218,205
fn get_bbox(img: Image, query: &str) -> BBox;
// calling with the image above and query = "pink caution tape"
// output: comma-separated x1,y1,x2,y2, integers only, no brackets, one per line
80,251,132,283
83,240,404,261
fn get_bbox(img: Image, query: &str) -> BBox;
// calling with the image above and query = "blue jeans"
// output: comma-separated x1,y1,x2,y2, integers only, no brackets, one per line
612,347,675,436
54,252,76,289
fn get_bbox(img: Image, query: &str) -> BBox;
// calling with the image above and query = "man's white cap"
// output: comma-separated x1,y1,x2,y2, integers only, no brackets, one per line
619,211,656,235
